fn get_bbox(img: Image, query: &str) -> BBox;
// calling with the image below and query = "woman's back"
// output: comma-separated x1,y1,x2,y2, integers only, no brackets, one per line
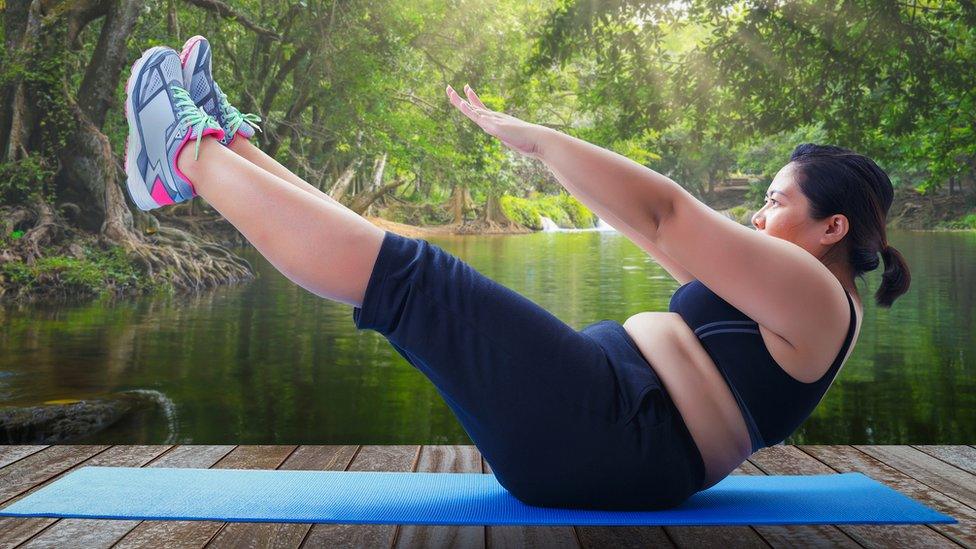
621,279,861,489
669,279,859,452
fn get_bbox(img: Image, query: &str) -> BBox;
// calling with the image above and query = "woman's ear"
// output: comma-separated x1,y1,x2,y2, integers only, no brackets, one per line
821,214,849,246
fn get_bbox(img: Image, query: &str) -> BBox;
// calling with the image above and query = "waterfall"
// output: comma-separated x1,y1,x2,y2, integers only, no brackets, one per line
537,215,618,233
539,216,561,232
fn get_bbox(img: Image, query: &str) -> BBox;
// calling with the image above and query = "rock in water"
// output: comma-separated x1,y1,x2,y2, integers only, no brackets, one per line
0,394,148,443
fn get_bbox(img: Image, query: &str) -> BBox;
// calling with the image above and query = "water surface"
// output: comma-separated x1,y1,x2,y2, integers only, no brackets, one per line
1,229,973,445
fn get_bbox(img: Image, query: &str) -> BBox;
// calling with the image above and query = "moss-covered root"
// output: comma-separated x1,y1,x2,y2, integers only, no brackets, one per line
1,201,255,301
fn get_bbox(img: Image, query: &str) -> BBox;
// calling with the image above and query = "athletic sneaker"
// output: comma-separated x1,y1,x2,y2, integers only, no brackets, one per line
180,35,262,147
124,46,225,211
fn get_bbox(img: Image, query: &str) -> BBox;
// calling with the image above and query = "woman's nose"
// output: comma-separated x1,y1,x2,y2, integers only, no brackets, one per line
752,212,764,230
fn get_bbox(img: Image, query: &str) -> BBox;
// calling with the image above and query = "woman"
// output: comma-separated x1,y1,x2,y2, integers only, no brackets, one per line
124,38,910,510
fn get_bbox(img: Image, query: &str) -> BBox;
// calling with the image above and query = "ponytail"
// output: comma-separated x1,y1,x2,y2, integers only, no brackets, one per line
875,244,911,308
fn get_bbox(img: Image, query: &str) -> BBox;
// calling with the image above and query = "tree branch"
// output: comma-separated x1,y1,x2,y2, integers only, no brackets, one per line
182,0,280,38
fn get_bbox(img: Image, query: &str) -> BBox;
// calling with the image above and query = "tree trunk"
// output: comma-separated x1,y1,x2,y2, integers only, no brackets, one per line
370,154,387,192
348,178,405,215
329,159,361,202
1,0,43,163
483,190,511,225
57,0,144,230
449,184,471,225
77,0,144,127
167,0,180,37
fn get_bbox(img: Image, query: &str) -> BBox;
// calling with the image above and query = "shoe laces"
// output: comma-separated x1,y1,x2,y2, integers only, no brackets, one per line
215,82,263,138
172,85,221,160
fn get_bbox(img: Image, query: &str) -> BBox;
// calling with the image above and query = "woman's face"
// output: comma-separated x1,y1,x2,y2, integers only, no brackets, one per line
751,162,844,256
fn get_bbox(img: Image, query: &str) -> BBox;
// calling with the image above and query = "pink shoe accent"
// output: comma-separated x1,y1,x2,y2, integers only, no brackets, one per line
179,35,205,66
201,127,225,141
171,127,225,196
150,176,176,206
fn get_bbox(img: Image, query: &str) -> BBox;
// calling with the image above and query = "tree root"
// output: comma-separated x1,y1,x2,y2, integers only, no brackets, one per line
100,221,254,293
0,200,78,264
1,199,254,299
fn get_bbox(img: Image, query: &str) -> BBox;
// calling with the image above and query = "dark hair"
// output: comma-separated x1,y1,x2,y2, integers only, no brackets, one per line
788,143,910,308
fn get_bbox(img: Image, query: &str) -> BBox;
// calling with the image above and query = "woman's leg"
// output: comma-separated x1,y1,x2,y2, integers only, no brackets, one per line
178,137,385,307
227,137,350,210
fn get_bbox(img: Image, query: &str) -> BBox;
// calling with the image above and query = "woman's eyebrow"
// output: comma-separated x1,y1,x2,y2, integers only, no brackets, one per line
766,190,787,198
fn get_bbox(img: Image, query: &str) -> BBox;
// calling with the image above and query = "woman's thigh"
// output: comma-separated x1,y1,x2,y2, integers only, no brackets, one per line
352,232,632,474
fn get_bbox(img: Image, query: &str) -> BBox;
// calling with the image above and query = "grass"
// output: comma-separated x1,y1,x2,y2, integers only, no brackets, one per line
0,242,167,300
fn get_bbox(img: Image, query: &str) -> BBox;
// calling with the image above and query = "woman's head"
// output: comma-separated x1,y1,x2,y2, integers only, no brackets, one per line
750,143,910,308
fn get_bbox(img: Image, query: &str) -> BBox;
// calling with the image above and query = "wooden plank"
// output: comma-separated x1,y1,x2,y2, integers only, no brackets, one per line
912,445,976,476
856,445,976,511
660,461,767,549
0,445,111,549
3,445,973,548
7,446,172,549
393,445,484,548
111,445,297,549
0,447,48,471
802,445,976,548
2,446,235,549
745,446,863,547
483,458,581,549
300,445,420,547
204,445,358,549
0,445,108,506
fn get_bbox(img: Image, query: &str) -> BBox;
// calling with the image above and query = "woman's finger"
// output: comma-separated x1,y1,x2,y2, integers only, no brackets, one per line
446,85,467,111
447,86,486,126
463,85,489,110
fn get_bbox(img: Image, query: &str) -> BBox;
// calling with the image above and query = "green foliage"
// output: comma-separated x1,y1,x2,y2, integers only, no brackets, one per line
499,193,595,229
1,245,148,298
499,195,542,229
554,193,596,228
5,0,971,249
727,205,752,226
533,0,976,197
744,180,767,210
939,213,976,230
533,194,573,228
0,155,57,205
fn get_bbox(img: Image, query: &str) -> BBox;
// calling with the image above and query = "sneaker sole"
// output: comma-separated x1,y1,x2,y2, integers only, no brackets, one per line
124,46,171,211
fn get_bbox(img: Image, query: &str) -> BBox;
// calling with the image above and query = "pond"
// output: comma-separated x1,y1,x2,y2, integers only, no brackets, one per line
1,228,973,445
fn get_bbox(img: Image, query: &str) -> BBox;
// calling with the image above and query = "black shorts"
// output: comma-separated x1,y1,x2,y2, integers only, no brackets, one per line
353,230,706,510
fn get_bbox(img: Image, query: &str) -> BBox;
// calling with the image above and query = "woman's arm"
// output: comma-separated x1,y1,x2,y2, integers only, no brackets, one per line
447,85,678,248
536,128,680,250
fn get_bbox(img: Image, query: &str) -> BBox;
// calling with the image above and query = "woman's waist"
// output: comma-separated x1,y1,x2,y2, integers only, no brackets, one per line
593,316,756,487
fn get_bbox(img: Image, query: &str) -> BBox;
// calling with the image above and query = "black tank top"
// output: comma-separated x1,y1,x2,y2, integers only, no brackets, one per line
669,279,857,452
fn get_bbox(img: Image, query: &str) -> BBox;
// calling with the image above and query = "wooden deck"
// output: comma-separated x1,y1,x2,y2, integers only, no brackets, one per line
0,444,974,548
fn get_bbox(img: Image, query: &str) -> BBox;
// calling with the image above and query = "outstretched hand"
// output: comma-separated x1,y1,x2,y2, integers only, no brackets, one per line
446,84,547,160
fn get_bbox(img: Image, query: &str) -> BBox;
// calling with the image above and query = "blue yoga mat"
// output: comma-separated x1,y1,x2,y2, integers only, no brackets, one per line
0,467,955,526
